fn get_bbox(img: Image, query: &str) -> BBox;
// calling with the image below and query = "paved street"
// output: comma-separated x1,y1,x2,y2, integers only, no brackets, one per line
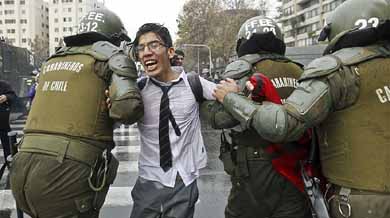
0,115,231,218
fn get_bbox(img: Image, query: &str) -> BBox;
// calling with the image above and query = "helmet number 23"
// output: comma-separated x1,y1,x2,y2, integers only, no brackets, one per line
79,21,98,32
354,17,379,30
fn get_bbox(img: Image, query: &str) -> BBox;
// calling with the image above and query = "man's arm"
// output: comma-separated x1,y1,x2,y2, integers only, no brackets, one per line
108,53,143,125
198,77,240,129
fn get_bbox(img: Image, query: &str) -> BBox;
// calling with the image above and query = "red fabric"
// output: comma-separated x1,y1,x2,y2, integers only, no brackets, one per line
249,73,310,193
249,73,282,104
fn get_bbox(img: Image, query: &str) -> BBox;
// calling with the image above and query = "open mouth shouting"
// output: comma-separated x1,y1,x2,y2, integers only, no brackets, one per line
144,59,158,72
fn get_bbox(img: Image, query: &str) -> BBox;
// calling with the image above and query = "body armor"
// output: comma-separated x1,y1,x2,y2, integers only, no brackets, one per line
25,41,142,148
317,44,390,192
25,51,112,144
219,53,307,191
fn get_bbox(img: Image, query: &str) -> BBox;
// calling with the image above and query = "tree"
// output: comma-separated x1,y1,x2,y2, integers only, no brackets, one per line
176,0,261,71
30,35,49,67
257,0,268,16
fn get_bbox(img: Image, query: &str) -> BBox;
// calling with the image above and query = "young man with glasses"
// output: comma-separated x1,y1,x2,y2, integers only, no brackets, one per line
130,23,217,218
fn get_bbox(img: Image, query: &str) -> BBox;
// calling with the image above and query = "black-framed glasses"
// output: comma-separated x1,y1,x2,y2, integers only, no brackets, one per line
135,40,167,55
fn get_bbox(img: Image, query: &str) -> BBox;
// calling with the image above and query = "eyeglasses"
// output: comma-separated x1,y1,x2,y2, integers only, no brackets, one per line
135,40,167,55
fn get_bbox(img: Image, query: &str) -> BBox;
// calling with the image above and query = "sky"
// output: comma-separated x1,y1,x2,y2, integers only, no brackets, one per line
104,0,187,41
103,0,279,42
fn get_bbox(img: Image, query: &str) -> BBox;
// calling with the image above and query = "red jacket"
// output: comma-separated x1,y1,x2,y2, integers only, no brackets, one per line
249,73,311,193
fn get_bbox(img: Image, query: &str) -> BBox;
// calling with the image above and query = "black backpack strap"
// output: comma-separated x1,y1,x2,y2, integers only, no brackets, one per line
187,72,205,103
137,77,147,90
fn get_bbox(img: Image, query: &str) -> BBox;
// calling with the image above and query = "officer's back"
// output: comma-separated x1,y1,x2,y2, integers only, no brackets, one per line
9,8,143,218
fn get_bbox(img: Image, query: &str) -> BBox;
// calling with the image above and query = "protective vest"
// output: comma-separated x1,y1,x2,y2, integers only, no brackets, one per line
230,54,303,146
230,54,309,192
253,58,302,103
25,45,114,146
318,44,390,192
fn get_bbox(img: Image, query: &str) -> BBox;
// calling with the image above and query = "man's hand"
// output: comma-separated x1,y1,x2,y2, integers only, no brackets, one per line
0,95,7,104
105,90,112,109
213,78,240,103
247,73,282,104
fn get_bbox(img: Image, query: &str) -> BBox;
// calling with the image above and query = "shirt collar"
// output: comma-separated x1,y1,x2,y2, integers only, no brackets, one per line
144,70,187,88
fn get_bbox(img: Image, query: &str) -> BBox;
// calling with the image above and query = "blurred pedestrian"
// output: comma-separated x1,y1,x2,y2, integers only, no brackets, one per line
0,80,16,162
172,49,185,66
171,49,185,73
26,73,39,111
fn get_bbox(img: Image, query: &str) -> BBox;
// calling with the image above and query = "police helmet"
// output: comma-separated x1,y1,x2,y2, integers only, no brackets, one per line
319,0,390,42
236,16,285,57
64,8,130,46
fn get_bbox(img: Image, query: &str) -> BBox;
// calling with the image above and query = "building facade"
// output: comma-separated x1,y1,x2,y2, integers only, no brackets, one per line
48,0,103,54
278,0,346,47
0,0,49,51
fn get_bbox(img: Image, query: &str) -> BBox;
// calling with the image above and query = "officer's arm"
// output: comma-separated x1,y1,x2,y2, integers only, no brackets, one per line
200,100,240,129
220,78,332,143
108,53,143,124
221,56,361,143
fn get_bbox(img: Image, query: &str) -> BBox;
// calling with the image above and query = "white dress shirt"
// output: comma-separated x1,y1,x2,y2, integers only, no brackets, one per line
138,70,216,187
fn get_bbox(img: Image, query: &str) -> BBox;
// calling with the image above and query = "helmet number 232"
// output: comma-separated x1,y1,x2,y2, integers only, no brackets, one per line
354,17,379,30
79,21,98,33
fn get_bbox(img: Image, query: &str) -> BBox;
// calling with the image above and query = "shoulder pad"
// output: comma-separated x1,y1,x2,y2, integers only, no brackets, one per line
47,46,72,59
91,41,121,61
240,54,262,64
54,46,68,54
332,46,386,66
300,55,340,81
241,53,290,63
287,59,304,69
109,53,138,79
222,59,252,79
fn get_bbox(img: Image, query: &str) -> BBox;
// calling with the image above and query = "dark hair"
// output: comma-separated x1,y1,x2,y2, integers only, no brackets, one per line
175,49,185,57
133,23,173,48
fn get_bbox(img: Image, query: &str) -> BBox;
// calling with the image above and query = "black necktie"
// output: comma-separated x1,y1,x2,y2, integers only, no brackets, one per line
150,79,182,172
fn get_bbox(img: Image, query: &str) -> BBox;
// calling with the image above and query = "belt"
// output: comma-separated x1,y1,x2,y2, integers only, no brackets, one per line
331,184,390,196
20,134,104,167
327,184,390,218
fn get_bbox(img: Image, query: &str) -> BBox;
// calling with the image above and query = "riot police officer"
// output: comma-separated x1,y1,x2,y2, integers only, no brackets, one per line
203,16,312,218
10,9,143,218
213,0,390,217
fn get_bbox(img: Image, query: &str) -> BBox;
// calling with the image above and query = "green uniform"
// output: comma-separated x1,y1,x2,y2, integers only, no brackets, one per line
219,42,390,218
10,41,143,218
203,54,312,218
217,0,390,217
